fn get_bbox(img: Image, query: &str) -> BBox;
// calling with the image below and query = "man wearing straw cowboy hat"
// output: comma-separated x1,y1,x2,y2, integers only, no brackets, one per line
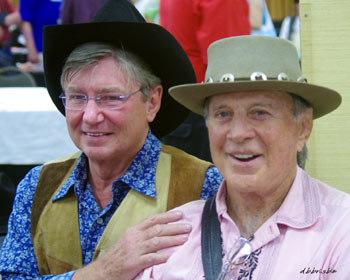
136,35,350,279
0,0,222,279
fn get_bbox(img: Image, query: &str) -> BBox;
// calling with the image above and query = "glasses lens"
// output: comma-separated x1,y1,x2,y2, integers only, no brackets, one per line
62,94,86,110
217,237,252,280
229,237,251,265
100,95,122,107
61,89,141,110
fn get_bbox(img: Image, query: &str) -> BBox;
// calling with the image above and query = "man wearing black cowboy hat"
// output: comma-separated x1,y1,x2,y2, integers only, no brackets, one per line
0,0,222,279
136,36,350,279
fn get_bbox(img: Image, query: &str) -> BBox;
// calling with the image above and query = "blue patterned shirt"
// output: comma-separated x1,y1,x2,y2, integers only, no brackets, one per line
0,131,222,279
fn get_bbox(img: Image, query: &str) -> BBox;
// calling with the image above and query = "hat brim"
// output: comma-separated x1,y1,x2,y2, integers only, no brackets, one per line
169,80,342,119
43,22,196,138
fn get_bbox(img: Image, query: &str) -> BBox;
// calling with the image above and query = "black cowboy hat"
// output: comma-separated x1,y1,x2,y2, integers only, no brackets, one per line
43,0,195,138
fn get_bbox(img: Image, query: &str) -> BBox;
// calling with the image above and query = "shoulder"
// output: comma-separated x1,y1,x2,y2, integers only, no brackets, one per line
171,199,206,223
44,151,82,165
308,173,350,209
16,165,43,197
145,200,206,277
7,165,43,228
167,200,206,238
303,172,350,236
157,200,206,241
141,200,205,256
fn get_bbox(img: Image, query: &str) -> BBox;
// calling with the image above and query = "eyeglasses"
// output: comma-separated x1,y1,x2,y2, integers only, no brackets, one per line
217,237,252,280
59,88,143,110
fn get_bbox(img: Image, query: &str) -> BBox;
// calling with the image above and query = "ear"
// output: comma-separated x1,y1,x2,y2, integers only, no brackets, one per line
296,107,313,152
146,85,162,123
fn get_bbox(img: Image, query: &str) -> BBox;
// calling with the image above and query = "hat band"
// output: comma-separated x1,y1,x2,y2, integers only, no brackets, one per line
205,72,307,84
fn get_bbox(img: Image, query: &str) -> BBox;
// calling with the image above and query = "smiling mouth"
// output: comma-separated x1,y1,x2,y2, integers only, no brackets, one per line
233,154,259,162
85,132,110,137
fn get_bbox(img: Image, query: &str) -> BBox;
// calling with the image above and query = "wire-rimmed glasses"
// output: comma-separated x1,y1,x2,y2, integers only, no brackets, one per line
59,88,143,110
217,236,252,280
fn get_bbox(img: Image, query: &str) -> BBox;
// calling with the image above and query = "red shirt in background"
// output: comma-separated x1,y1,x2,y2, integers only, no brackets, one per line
160,0,250,82
0,0,15,43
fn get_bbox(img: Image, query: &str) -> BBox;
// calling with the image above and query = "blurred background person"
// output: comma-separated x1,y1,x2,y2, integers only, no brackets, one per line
17,0,62,72
249,0,277,36
60,0,108,24
279,0,300,59
159,0,251,163
160,0,250,83
0,0,19,66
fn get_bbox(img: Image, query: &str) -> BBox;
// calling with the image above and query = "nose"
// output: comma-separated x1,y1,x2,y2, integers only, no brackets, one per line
82,98,104,124
227,115,255,143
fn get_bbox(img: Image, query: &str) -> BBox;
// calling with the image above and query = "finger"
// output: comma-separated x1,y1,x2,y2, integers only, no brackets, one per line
140,233,190,256
138,251,177,269
137,211,184,230
146,222,192,239
121,251,175,279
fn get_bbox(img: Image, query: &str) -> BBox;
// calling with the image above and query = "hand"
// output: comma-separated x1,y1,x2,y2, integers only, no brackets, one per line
26,47,40,64
73,211,191,280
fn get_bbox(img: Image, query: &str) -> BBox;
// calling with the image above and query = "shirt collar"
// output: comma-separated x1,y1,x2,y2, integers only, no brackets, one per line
215,166,321,230
53,129,161,201
274,166,321,228
117,130,161,197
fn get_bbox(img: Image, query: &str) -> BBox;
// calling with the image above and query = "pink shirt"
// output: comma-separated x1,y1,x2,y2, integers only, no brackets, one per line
136,167,350,279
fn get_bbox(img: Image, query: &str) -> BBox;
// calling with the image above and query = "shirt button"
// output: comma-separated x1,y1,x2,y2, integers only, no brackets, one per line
96,218,104,225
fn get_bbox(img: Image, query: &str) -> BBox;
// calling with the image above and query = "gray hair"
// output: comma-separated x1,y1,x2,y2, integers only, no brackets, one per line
60,42,161,100
203,92,312,169
290,93,311,120
290,94,311,169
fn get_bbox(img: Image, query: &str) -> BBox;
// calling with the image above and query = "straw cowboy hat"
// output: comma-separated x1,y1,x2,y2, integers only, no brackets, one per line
169,35,342,119
43,0,195,138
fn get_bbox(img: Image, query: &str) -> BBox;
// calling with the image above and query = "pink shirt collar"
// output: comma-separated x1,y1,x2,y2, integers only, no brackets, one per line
215,166,322,252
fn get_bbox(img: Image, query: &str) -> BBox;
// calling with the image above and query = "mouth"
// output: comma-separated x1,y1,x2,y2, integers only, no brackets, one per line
85,132,111,137
232,154,260,162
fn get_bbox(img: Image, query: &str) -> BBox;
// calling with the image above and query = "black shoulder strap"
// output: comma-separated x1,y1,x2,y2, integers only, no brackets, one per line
201,196,222,280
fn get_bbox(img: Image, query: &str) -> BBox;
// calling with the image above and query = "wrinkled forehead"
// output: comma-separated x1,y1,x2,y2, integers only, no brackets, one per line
207,90,294,108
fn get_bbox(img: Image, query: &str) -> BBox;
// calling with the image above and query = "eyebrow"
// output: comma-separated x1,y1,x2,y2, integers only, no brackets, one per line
65,86,81,93
250,102,278,109
65,86,125,94
99,87,125,94
210,101,280,113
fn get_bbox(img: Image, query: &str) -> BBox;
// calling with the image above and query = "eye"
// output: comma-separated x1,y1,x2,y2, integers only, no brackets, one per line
69,94,86,100
255,110,266,116
67,94,87,104
100,95,118,101
99,95,124,105
219,111,229,118
251,109,270,120
214,110,232,121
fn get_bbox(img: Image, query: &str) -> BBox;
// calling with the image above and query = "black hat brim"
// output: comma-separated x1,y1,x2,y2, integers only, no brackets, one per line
43,22,196,138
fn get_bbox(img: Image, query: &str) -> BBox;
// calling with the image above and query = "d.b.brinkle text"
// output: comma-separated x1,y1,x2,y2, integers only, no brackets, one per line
300,267,337,274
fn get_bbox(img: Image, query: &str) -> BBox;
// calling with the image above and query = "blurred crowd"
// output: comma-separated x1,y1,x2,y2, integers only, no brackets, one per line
0,0,299,82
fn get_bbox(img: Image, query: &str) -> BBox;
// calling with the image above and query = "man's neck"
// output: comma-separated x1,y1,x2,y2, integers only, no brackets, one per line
225,184,291,238
87,154,134,209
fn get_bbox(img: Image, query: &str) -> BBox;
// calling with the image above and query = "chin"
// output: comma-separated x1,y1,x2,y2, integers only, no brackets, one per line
225,172,261,187
83,148,110,161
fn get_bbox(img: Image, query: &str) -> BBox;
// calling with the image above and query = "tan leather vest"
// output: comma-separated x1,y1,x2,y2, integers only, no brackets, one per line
31,144,213,275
